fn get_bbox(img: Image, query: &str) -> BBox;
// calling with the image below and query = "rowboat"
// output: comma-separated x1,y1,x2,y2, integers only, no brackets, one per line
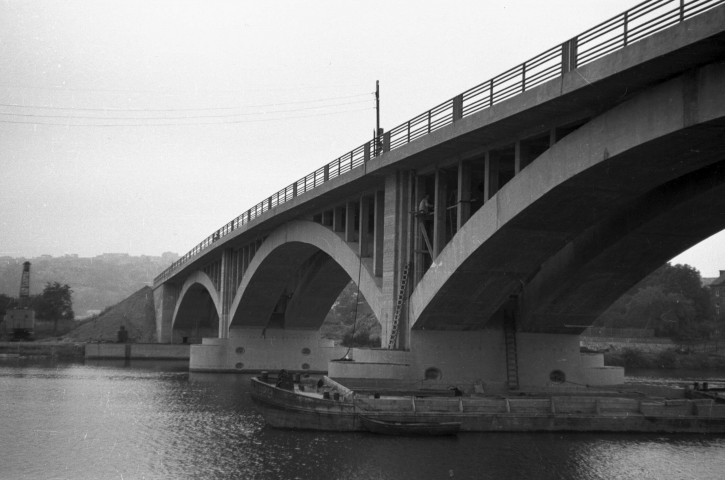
359,416,461,435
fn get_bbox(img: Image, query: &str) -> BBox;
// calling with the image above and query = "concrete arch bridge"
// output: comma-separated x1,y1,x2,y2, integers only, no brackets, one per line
153,1,725,389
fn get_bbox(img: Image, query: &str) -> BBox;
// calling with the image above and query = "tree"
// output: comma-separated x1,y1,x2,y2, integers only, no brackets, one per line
596,263,714,341
0,294,14,323
34,282,74,332
642,264,712,321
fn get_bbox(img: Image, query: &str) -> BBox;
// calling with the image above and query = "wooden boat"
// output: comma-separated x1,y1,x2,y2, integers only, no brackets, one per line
250,375,725,434
360,416,461,436
250,375,358,431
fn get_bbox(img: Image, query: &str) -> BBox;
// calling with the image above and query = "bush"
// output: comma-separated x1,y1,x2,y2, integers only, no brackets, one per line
603,352,625,367
656,349,677,369
340,325,381,348
620,348,651,368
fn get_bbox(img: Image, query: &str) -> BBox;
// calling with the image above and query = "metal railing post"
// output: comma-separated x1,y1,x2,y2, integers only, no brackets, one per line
521,64,526,92
561,37,578,73
452,94,463,122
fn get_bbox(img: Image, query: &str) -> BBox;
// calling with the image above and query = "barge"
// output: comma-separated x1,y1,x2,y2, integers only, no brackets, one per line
251,375,725,434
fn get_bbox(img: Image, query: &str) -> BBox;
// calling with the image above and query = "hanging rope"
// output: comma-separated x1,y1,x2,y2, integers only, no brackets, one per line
337,148,371,360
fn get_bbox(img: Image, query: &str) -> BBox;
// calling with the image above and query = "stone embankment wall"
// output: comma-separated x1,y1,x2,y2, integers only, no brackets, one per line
0,342,190,360
85,343,190,360
0,342,85,359
581,336,674,353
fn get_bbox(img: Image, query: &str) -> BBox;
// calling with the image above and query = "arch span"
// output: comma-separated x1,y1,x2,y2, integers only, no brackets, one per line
172,271,221,339
228,220,382,330
410,63,725,332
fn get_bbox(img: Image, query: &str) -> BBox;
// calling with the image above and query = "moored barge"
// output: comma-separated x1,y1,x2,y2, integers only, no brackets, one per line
251,375,725,434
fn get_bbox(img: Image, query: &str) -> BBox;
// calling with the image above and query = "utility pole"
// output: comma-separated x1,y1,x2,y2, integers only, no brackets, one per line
375,80,382,156
376,80,380,136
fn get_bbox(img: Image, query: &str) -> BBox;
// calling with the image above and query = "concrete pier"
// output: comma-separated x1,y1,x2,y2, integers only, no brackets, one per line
85,343,190,360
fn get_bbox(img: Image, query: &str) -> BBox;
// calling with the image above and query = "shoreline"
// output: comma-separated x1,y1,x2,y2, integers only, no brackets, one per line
604,349,725,371
0,341,190,361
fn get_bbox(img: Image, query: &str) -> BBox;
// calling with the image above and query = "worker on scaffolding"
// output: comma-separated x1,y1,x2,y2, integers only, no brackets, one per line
417,193,434,263
418,194,432,215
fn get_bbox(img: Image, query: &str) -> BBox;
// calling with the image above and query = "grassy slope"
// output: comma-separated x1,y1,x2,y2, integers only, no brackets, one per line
62,286,157,343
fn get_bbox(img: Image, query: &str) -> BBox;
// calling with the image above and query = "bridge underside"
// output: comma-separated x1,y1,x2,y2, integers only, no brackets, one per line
230,245,351,330
228,224,382,332
172,284,219,343
412,64,725,334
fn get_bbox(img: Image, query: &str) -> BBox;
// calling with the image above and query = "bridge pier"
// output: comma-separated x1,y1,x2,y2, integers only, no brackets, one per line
381,171,412,349
217,248,235,339
329,330,623,389
189,327,347,373
153,283,177,343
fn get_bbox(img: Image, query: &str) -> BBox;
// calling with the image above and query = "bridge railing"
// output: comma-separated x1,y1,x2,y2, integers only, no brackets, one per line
154,0,724,286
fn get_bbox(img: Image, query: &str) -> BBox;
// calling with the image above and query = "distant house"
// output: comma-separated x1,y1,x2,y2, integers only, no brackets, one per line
707,270,725,320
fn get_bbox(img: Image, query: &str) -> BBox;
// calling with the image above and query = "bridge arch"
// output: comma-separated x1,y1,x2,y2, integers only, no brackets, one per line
410,63,725,332
228,220,382,330
172,271,221,340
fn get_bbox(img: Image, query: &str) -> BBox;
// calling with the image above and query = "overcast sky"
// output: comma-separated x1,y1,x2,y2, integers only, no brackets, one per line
1,0,722,276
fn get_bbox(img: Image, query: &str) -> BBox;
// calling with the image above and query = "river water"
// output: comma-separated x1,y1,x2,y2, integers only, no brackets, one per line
1,359,724,480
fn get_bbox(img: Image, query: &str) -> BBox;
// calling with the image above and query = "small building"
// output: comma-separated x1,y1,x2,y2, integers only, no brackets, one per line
707,271,725,332
3,309,35,340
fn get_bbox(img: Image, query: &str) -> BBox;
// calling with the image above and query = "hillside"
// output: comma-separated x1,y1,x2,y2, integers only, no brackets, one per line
0,253,178,317
62,286,157,343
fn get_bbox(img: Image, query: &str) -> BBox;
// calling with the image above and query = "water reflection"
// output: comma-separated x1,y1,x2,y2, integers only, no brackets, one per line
1,359,723,479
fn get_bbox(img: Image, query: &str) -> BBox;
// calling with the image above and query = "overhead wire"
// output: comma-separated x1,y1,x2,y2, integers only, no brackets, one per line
0,89,376,127
0,105,374,128
0,99,372,121
0,81,372,96
0,92,373,112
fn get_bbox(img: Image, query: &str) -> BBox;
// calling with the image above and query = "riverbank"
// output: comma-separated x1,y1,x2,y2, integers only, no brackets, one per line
85,342,189,360
0,342,190,361
0,341,85,359
604,348,725,370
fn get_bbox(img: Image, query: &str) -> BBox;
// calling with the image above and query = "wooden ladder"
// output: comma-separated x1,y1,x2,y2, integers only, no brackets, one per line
388,263,411,349
418,221,433,258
